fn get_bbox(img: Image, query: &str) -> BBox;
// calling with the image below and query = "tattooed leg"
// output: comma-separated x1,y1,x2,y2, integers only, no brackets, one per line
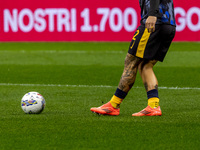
138,60,158,92
118,53,142,93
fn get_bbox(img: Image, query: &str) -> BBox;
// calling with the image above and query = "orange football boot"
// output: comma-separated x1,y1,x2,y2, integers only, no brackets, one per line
132,106,162,116
90,102,120,116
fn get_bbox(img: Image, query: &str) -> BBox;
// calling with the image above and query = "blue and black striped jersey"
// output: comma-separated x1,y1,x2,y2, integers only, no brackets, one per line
139,0,176,26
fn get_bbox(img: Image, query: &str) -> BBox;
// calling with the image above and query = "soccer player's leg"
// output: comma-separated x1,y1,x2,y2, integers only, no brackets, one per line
132,60,162,116
91,25,146,115
131,25,175,116
90,54,142,115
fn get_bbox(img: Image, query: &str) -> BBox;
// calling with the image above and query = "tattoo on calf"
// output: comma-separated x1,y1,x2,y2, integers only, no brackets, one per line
118,54,141,92
144,82,148,91
155,84,158,90
144,83,158,92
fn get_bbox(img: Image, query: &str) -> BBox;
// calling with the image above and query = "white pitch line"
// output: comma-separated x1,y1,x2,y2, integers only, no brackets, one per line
0,83,199,90
0,83,114,88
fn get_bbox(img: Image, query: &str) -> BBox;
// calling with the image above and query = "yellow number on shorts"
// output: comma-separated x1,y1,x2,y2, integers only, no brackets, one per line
132,30,139,40
130,30,139,49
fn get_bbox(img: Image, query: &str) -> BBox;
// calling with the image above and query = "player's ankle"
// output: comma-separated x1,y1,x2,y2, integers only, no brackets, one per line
147,89,159,108
109,88,127,108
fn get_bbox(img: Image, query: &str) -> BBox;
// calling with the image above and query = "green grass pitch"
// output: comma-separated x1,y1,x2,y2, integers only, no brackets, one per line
0,42,199,150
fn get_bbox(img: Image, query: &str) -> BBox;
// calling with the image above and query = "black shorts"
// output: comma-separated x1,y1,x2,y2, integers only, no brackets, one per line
128,24,176,62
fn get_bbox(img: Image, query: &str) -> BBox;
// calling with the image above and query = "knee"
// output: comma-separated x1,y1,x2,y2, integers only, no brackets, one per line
124,53,141,68
143,63,154,71
139,60,157,72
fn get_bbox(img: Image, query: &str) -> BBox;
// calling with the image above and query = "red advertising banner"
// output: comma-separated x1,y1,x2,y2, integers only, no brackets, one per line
174,0,200,41
0,0,199,41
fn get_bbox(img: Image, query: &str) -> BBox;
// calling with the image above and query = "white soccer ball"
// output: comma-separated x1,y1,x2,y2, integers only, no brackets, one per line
21,92,46,114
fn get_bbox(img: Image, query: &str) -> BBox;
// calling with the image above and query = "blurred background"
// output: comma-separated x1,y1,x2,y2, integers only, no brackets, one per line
1,0,200,42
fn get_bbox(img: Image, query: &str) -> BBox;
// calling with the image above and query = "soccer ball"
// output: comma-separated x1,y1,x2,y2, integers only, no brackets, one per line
21,92,46,114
